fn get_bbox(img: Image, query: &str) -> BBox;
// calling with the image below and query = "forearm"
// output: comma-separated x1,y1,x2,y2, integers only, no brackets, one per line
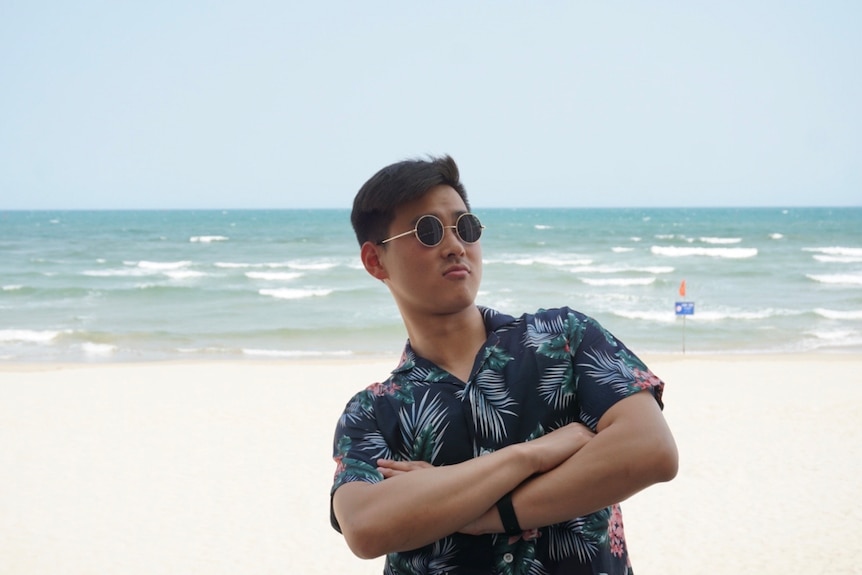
334,421,595,558
333,443,535,558
467,392,678,534
514,409,677,528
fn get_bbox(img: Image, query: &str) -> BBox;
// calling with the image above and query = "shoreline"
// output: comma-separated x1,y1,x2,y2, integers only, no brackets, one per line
1,349,860,372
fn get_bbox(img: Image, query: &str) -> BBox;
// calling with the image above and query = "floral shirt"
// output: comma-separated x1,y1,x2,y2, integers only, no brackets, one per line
331,307,665,575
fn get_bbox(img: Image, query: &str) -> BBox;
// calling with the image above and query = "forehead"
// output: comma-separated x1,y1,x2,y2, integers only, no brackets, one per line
393,185,467,222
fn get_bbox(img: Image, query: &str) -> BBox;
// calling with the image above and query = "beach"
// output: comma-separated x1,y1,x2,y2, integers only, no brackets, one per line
1,354,860,574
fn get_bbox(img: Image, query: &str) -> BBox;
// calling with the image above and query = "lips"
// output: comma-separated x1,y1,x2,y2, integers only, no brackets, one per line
443,264,470,278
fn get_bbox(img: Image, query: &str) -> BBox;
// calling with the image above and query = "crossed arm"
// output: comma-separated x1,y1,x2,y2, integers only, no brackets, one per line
332,390,678,559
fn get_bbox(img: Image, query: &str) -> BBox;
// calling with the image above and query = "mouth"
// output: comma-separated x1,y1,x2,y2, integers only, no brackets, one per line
443,264,470,279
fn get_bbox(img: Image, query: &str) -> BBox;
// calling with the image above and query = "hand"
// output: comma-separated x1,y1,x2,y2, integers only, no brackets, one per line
377,458,433,479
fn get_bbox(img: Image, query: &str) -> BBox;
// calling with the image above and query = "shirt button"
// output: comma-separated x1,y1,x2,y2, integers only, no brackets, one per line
503,552,514,563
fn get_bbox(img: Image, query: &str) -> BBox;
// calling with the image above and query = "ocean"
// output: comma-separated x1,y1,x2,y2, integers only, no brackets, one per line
1,207,861,362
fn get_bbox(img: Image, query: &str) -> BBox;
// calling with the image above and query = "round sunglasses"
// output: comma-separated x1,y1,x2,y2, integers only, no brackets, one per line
378,213,485,247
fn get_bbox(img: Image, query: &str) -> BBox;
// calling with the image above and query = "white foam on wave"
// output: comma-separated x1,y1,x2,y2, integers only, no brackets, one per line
814,308,862,320
135,260,192,270
534,225,552,230
770,233,784,240
614,307,798,323
287,261,339,271
86,260,204,279
699,237,742,244
81,342,117,356
570,265,674,274
246,271,304,281
216,262,290,269
259,288,333,300
190,235,229,243
164,270,207,280
651,246,758,259
0,329,60,343
803,246,862,257
612,310,676,323
84,268,150,277
581,277,656,287
691,308,798,321
805,328,861,343
489,256,593,267
812,254,862,263
2,285,23,291
807,273,862,286
611,247,634,253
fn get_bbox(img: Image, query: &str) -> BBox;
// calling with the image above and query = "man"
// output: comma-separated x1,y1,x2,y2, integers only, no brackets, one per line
331,155,678,574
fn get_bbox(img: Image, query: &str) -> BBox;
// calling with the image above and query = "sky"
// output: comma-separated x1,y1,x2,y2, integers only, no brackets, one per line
1,1,860,209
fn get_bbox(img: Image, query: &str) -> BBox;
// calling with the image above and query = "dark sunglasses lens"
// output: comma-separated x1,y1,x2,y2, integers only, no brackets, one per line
415,216,444,246
457,214,483,243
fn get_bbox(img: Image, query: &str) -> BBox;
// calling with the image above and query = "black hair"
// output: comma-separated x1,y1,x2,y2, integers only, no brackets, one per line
350,155,470,245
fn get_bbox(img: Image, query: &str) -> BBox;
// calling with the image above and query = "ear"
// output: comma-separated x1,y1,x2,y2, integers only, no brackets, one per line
360,241,389,281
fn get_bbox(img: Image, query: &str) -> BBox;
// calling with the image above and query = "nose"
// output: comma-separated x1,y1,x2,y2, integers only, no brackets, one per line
438,224,466,255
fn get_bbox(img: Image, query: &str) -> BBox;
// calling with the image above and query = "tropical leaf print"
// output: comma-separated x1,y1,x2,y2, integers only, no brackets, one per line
357,430,393,461
537,361,575,410
396,390,451,463
385,537,458,575
335,455,382,485
523,315,567,353
481,345,514,373
547,507,610,563
339,389,376,425
459,368,516,444
577,349,639,396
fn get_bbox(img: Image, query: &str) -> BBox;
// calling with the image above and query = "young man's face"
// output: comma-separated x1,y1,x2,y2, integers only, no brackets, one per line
370,184,483,320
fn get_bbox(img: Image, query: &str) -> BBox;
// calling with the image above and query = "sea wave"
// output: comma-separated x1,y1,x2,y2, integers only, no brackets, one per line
611,310,677,323
259,288,333,300
770,233,784,240
287,261,339,271
804,329,862,350
134,260,192,270
0,329,61,343
215,262,290,269
814,308,862,320
164,270,207,280
2,285,23,291
487,256,593,267
246,271,304,281
612,307,798,323
803,246,862,257
582,277,656,287
190,235,229,243
812,255,862,263
570,265,674,274
80,342,117,356
85,261,200,278
806,273,862,286
699,237,742,244
651,246,758,259
611,247,634,253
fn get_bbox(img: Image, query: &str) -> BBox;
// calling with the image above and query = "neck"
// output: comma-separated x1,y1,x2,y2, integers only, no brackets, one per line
402,305,486,382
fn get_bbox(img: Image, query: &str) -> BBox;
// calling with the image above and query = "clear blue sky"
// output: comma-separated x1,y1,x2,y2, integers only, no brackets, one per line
2,1,859,209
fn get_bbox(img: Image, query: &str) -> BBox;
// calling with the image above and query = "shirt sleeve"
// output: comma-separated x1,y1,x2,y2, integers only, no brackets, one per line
571,313,665,429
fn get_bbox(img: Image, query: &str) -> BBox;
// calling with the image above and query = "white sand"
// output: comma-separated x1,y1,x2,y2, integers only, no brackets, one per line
1,355,860,574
